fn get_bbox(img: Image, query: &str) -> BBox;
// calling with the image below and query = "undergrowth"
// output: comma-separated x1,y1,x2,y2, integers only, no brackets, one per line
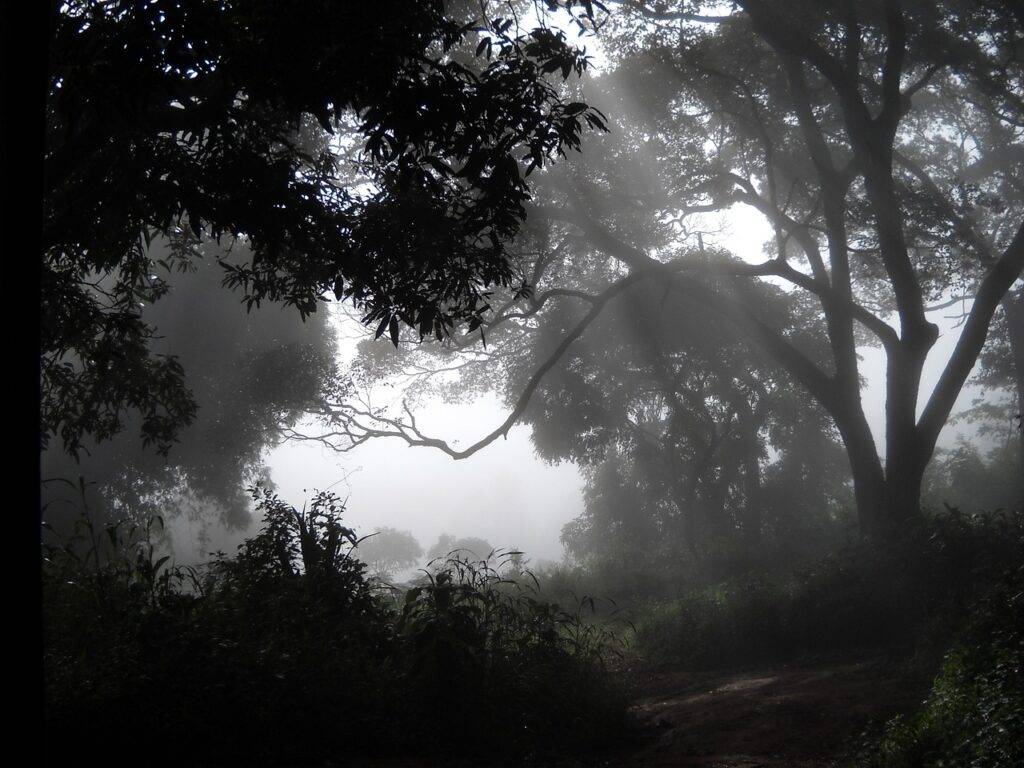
846,563,1024,768
42,488,631,766
632,507,1024,669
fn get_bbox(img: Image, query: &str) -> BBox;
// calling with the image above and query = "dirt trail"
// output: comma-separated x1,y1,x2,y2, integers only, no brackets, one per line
353,658,930,767
604,658,929,768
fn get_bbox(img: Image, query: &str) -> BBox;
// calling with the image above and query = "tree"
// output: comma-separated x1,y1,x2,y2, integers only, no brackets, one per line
353,527,423,580
958,283,1024,495
42,246,338,538
43,0,608,456
308,1,1024,537
923,440,1022,513
428,534,496,561
525,279,853,555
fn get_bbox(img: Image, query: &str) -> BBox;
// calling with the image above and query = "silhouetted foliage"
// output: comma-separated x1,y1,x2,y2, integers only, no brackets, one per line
36,1,1024,763
42,488,629,766
849,564,1024,768
518,280,854,567
42,251,337,536
573,0,1024,530
327,0,1024,535
44,0,608,454
634,506,1024,669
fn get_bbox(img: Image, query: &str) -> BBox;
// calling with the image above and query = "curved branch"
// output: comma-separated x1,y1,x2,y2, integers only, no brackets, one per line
314,270,654,460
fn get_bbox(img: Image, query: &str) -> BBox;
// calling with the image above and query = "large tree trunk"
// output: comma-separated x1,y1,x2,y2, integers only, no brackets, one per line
845,442,887,536
831,394,888,536
882,453,928,525
845,443,926,538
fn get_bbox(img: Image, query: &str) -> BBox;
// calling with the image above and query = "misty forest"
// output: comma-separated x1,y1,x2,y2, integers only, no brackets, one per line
36,1,1024,766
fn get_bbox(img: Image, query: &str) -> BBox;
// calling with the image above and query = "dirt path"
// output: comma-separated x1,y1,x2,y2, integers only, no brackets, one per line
352,658,930,767
603,658,929,767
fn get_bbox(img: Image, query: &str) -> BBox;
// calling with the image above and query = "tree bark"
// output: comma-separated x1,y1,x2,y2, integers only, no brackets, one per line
832,402,887,535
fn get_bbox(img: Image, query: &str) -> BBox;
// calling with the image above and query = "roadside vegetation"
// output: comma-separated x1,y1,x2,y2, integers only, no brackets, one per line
848,562,1024,768
626,508,1024,671
42,489,631,766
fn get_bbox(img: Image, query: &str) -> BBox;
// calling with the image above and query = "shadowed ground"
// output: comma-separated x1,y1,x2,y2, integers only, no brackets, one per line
604,658,930,767
333,657,932,767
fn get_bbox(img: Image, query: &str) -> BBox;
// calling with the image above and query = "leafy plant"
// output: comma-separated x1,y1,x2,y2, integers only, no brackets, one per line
42,489,630,766
393,550,632,756
848,565,1024,768
633,506,1024,669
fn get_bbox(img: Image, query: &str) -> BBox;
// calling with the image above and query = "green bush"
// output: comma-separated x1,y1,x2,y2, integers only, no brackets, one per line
633,507,1024,669
633,577,789,667
396,554,631,756
42,489,630,766
848,565,1024,768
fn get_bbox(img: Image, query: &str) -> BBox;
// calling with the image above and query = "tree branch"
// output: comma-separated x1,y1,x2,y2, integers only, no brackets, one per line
918,221,1024,451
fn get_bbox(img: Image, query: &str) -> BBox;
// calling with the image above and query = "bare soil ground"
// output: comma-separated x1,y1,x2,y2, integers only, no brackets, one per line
601,657,930,768
350,657,931,767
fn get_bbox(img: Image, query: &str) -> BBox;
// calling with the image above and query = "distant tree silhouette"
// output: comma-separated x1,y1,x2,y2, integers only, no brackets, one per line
428,533,495,561
923,440,1022,513
957,284,1024,494
354,527,423,580
43,0,608,455
41,247,337,537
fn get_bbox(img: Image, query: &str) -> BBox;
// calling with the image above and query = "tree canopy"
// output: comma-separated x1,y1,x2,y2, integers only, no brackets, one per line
43,0,608,456
427,533,496,561
354,527,424,579
42,247,337,537
309,0,1023,538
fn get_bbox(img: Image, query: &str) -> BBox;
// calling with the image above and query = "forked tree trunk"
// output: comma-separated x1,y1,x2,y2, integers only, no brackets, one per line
845,442,928,538
831,342,934,537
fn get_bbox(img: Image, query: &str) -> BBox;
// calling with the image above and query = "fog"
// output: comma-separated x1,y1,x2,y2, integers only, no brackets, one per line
264,395,583,566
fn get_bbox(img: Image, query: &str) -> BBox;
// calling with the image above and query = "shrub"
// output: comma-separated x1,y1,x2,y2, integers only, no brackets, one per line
634,507,1024,669
848,565,1024,768
42,489,630,766
396,553,631,757
633,577,790,667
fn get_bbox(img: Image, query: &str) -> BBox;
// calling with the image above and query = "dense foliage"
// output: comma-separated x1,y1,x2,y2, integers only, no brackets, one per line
326,0,1024,535
632,507,1024,669
44,0,608,454
42,489,630,766
850,564,1024,768
530,280,854,571
352,525,423,580
36,1,1024,763
42,251,338,536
